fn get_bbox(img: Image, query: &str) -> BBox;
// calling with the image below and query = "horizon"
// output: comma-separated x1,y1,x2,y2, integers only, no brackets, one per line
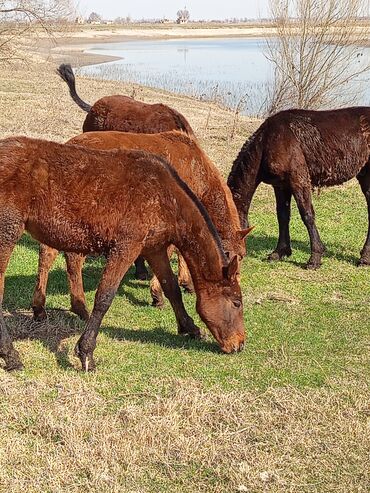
75,1,270,21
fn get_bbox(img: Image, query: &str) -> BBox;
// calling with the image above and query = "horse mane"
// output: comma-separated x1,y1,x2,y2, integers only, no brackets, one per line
165,107,194,136
147,152,227,264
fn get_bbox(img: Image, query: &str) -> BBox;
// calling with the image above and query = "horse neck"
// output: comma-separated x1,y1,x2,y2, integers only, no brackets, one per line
227,128,263,196
203,174,242,249
171,188,227,289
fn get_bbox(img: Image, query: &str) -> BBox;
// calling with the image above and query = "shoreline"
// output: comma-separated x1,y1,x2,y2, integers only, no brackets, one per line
36,25,275,67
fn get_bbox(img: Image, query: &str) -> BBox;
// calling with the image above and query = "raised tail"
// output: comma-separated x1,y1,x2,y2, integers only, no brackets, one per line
57,64,92,113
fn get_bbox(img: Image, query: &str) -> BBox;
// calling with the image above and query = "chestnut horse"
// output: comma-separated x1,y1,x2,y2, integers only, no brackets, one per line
57,63,195,280
57,64,194,136
31,130,250,322
227,108,370,269
0,137,245,371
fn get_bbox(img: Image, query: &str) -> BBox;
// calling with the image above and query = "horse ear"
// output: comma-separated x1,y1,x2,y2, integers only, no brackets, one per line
239,226,254,240
223,255,239,280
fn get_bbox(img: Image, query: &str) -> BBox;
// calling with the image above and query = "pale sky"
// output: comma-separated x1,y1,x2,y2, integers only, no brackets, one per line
75,1,270,21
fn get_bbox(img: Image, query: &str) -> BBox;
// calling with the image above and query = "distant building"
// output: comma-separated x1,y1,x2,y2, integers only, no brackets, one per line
176,7,190,24
75,16,84,24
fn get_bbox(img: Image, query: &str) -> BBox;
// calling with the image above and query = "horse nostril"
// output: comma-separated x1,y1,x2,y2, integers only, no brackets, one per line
239,342,245,352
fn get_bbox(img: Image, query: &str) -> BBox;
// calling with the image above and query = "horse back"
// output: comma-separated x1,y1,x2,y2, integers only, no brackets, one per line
266,108,370,186
83,95,194,136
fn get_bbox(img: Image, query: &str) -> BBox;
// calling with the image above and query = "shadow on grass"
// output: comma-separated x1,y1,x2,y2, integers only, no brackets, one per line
4,263,150,311
5,310,82,370
248,233,360,265
102,325,219,354
4,309,218,371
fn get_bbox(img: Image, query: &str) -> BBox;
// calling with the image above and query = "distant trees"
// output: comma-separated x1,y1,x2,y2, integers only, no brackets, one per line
115,15,132,24
87,11,102,24
176,7,190,24
266,0,370,114
0,0,74,63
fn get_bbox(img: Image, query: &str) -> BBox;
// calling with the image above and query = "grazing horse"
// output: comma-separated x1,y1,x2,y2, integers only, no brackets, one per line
0,137,245,371
57,63,195,280
227,108,370,269
31,130,250,322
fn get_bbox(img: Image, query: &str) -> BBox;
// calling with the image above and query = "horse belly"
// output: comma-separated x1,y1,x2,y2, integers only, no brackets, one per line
310,157,367,187
26,216,108,255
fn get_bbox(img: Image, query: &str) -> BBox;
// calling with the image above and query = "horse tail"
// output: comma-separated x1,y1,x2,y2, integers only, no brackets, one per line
57,64,92,113
169,108,194,136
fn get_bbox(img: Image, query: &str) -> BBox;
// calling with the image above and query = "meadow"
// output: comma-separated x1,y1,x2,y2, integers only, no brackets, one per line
0,61,368,492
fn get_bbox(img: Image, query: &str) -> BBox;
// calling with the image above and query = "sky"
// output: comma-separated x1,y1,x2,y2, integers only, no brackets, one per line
75,1,270,21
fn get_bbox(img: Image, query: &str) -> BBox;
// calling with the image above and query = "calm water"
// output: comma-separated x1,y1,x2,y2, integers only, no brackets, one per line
79,37,370,116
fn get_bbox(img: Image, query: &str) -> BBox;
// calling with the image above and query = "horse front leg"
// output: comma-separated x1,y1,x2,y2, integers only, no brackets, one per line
145,248,202,339
75,243,142,371
292,183,325,269
65,252,89,321
268,187,293,261
32,244,59,321
357,165,370,266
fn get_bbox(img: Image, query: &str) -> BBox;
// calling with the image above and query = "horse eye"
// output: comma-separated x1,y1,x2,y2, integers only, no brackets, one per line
233,300,242,308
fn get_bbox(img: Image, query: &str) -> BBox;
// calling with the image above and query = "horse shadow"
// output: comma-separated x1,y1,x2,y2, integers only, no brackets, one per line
247,233,360,265
4,308,218,371
4,260,150,312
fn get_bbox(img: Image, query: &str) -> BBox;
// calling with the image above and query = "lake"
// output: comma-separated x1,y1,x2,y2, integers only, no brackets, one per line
79,37,370,116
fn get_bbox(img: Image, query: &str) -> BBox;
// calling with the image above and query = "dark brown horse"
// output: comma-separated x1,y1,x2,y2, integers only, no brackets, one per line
57,64,194,136
227,108,370,269
0,137,245,371
57,63,195,280
31,130,250,322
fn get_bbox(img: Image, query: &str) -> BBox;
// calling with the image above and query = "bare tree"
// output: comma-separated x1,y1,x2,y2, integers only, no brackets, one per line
0,0,74,63
266,0,370,114
87,11,102,24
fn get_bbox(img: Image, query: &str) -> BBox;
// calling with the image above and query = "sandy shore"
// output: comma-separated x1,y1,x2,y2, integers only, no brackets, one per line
35,24,275,67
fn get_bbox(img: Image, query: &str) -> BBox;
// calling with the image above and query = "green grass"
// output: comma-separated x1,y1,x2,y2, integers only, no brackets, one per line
4,182,369,398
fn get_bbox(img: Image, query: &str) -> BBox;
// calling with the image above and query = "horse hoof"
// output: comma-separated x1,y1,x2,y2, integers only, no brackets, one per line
5,360,24,372
71,304,90,322
151,299,165,309
306,262,320,270
135,270,149,281
178,323,203,339
32,306,47,322
2,349,24,371
74,344,95,372
357,259,369,267
267,252,281,261
181,284,195,294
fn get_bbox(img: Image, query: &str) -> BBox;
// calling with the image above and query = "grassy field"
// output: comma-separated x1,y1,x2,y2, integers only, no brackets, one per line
0,62,369,492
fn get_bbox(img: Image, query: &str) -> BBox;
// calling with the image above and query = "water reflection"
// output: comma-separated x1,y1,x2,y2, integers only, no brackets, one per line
79,37,370,117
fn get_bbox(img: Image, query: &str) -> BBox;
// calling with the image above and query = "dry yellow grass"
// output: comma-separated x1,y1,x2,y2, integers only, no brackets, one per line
0,60,369,493
0,374,368,492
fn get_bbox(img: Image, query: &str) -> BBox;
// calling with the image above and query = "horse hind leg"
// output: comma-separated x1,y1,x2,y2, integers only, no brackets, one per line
146,248,202,339
291,175,325,269
268,186,293,261
0,213,24,370
134,255,149,280
65,252,89,320
357,165,370,266
177,250,194,294
32,244,59,321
